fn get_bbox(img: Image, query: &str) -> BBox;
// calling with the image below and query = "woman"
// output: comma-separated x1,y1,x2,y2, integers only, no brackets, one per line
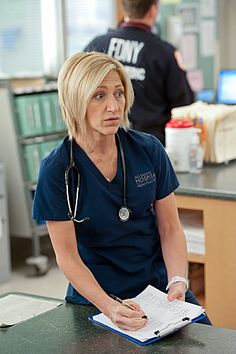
33,51,210,331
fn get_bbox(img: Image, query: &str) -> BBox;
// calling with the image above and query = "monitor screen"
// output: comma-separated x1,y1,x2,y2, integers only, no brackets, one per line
216,69,236,104
196,89,215,103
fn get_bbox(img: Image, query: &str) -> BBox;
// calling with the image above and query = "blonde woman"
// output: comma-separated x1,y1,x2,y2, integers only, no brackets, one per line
33,52,210,330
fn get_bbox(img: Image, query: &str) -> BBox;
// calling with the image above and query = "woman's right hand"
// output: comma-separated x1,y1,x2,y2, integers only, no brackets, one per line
106,299,148,331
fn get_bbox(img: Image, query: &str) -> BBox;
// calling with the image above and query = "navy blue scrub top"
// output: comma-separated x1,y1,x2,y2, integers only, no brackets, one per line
32,129,179,304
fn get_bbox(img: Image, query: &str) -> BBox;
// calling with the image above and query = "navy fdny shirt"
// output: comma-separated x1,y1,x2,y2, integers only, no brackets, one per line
84,23,194,145
32,129,179,304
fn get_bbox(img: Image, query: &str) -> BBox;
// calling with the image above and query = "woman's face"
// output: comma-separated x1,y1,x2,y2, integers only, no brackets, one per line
85,70,125,136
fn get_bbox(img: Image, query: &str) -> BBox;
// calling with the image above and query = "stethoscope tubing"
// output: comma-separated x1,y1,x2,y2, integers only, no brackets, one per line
65,132,131,222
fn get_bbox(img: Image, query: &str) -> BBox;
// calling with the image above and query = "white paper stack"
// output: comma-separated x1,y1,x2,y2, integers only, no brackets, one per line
171,101,236,163
179,210,205,255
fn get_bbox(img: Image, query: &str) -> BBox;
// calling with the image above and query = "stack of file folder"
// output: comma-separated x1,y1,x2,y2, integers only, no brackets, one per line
14,90,66,137
23,139,61,183
171,101,236,163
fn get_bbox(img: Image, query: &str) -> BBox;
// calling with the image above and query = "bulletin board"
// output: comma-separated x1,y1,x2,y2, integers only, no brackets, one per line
158,0,218,91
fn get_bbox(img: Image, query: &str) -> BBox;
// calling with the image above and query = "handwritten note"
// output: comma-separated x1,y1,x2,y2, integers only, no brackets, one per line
92,285,204,342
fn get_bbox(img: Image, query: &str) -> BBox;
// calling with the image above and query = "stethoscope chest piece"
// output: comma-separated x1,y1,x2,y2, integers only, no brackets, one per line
118,206,131,222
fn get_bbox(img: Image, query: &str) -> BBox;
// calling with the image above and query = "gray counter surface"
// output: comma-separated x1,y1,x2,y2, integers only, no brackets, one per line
176,160,236,200
1,293,236,354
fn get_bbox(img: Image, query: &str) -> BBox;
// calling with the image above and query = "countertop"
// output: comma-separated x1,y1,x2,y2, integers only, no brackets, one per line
1,293,236,354
176,160,236,200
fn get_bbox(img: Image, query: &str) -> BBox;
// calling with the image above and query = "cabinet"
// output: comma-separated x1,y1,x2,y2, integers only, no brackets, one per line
176,162,236,329
178,209,205,303
0,164,11,283
0,80,67,267
176,194,236,329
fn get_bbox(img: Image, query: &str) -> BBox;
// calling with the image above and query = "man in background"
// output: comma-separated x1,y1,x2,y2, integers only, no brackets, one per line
84,0,194,145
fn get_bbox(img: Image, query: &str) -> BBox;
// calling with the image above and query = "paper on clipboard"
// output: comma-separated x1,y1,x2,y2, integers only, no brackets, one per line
0,294,63,328
89,285,205,345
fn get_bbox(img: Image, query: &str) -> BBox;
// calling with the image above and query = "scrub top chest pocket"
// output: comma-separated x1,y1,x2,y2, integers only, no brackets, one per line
128,169,157,219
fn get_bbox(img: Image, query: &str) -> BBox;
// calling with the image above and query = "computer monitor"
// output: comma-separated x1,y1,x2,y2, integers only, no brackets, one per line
216,69,236,104
196,89,215,103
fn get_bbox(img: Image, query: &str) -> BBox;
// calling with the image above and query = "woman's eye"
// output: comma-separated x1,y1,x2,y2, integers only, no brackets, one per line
115,90,125,98
94,92,105,100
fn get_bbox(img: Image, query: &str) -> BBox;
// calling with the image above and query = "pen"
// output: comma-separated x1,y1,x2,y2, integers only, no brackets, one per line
109,294,148,319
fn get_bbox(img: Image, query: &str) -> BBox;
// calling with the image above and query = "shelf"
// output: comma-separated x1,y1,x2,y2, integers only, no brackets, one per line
19,131,67,145
13,82,58,96
0,83,62,246
188,253,205,264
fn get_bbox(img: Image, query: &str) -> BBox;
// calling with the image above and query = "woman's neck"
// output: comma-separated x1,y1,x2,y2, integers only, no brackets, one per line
75,133,116,156
75,133,118,181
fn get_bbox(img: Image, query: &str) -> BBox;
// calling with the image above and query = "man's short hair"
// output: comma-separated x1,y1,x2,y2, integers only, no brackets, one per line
122,0,158,19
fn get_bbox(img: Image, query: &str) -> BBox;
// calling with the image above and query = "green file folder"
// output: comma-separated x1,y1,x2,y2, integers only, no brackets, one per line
23,143,41,183
15,95,44,137
39,139,61,160
50,93,66,132
39,93,55,134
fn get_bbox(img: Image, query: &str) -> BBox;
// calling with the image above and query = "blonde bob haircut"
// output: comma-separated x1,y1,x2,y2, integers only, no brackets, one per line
57,51,134,139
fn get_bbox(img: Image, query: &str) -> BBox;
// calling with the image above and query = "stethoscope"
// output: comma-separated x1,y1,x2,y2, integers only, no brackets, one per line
65,133,132,223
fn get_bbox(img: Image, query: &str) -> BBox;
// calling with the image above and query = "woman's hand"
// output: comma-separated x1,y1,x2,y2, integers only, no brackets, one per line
167,282,186,302
106,299,148,331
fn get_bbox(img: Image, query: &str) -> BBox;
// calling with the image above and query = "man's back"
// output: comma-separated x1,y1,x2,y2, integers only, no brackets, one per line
84,23,194,145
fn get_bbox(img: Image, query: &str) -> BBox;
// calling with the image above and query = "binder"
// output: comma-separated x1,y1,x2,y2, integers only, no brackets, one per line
88,285,205,346
39,139,60,159
39,93,54,134
23,143,41,183
50,93,66,132
15,95,44,137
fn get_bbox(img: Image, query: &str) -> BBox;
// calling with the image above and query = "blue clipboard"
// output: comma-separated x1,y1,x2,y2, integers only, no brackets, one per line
88,312,206,346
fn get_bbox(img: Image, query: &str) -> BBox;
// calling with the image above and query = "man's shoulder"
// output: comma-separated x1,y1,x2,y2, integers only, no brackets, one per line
84,31,120,52
153,35,176,53
84,28,176,54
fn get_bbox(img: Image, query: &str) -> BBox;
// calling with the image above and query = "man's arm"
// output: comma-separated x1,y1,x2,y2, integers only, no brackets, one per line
165,49,195,110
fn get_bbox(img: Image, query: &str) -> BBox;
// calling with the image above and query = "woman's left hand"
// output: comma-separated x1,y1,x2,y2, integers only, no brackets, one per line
167,282,186,302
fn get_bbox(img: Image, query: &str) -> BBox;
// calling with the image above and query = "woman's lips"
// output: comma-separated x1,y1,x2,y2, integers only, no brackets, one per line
105,116,119,121
104,117,120,125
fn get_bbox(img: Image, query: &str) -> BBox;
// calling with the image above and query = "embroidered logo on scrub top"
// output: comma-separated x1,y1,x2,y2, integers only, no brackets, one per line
135,171,156,188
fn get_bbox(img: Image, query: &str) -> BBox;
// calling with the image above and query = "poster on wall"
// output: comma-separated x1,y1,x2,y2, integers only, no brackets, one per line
187,70,204,93
180,34,197,70
177,3,199,33
166,16,183,47
200,0,216,18
200,20,216,57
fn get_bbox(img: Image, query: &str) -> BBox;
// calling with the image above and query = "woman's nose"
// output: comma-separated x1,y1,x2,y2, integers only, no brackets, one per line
106,95,119,112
